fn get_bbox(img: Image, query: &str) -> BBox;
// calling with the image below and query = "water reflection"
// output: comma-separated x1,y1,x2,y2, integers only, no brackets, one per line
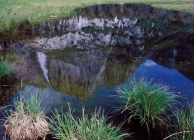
36,52,50,83
0,4,194,140
2,41,193,102
131,59,194,104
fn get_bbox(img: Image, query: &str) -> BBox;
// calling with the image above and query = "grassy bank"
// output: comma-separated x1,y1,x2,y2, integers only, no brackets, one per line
0,0,194,33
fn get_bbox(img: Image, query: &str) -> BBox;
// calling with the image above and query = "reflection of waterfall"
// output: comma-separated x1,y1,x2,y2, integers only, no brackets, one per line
36,52,50,83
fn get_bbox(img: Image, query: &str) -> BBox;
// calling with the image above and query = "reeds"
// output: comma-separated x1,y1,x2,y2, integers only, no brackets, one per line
3,92,49,140
50,104,129,140
164,102,194,140
115,76,177,133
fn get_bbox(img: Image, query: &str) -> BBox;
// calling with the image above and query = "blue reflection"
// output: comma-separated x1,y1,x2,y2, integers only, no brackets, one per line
129,59,194,104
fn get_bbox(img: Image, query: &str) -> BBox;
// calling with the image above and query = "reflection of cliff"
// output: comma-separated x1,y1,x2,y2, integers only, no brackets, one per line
150,40,194,81
2,41,194,101
48,49,108,100
47,47,146,100
16,38,194,100
11,46,145,100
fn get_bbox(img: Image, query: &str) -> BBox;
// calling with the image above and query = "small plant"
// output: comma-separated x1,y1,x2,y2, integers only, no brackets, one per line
0,57,13,78
3,91,49,140
164,102,194,140
50,104,128,140
115,76,177,133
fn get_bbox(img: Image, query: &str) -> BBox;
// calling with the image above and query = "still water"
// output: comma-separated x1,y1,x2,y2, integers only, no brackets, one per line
0,3,194,140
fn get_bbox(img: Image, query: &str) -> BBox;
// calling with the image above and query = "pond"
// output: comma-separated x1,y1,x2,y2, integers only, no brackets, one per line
0,3,194,140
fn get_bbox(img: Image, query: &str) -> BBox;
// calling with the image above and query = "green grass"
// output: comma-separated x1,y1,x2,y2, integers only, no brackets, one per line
49,104,129,140
2,91,49,140
0,57,13,78
0,52,25,78
0,0,194,33
164,103,194,140
115,76,177,134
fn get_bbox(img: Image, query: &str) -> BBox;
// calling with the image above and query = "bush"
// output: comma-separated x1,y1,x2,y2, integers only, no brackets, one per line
50,105,129,140
3,92,49,140
115,76,177,133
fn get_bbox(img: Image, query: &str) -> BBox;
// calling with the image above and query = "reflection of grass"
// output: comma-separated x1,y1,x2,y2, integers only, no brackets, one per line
0,58,13,78
3,92,49,140
50,104,128,140
5,52,25,64
0,0,194,33
0,52,25,78
164,103,194,140
115,76,177,134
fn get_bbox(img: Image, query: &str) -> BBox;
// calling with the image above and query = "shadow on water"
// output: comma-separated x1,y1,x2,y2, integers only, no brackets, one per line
0,3,194,140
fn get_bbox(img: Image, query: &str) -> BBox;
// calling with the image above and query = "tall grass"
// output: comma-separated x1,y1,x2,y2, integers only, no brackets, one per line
164,102,194,140
3,91,49,140
115,76,177,134
50,104,129,140
0,57,13,78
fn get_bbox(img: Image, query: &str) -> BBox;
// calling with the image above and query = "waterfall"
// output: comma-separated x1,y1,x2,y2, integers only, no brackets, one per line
36,52,50,83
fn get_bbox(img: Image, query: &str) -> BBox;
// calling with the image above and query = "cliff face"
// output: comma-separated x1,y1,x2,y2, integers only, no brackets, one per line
1,4,194,49
20,4,194,50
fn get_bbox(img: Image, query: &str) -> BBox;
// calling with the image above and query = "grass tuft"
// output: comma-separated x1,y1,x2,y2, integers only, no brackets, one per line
3,91,49,140
164,102,194,140
49,104,129,140
115,76,177,133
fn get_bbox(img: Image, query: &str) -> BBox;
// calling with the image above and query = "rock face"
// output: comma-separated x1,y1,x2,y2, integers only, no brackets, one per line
20,3,194,50
1,4,194,50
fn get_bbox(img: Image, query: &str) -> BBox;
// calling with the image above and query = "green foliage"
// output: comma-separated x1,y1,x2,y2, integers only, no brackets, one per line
50,105,129,140
116,76,177,133
12,89,43,116
23,92,42,115
0,57,13,78
167,103,194,140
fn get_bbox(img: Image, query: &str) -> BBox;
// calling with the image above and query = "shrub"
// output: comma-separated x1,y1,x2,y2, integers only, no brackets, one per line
115,76,177,133
3,92,49,140
50,105,129,140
